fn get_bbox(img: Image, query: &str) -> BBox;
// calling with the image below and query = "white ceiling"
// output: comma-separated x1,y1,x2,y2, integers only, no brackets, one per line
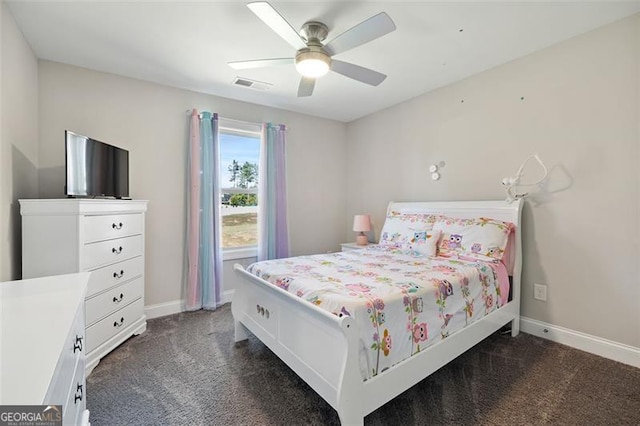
6,1,640,122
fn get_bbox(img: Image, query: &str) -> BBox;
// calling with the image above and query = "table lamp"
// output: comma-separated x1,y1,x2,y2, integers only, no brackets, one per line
353,214,371,245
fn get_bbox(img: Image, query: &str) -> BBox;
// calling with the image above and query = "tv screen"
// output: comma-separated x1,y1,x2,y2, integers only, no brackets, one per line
65,131,129,198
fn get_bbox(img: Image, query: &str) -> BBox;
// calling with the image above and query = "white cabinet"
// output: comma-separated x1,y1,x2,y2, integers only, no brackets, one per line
20,199,148,375
0,272,91,425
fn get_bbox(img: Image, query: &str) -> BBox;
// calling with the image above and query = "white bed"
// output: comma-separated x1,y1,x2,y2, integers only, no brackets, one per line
232,199,523,425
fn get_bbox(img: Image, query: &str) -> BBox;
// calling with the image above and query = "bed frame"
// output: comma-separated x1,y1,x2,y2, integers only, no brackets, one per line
232,199,523,425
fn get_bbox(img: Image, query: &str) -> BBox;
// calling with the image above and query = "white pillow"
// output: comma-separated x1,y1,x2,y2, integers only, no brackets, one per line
379,213,440,251
433,216,514,262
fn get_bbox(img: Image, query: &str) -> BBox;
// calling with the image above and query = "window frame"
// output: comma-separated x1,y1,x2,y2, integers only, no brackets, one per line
218,118,262,260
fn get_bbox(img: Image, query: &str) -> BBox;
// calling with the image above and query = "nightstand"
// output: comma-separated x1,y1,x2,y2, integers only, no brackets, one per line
340,242,377,252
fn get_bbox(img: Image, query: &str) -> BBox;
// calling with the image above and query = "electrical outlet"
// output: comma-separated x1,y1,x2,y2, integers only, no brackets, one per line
534,283,547,301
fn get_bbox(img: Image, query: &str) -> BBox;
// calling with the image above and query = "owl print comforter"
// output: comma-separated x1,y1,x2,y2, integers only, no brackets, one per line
246,246,508,380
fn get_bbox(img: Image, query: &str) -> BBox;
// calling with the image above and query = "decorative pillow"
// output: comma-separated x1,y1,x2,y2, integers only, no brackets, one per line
433,216,514,262
406,229,441,257
378,213,440,250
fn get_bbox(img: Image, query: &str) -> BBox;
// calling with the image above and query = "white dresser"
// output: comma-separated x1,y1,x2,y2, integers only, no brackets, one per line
0,272,91,425
20,199,148,375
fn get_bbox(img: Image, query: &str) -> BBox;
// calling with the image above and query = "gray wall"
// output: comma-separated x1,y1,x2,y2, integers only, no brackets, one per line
1,1,39,281
37,61,348,306
346,14,640,348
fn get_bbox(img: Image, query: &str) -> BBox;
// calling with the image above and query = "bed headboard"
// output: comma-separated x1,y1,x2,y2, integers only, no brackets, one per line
385,199,523,286
385,199,522,226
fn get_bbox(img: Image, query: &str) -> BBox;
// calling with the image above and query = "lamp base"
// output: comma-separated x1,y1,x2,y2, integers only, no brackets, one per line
356,234,368,246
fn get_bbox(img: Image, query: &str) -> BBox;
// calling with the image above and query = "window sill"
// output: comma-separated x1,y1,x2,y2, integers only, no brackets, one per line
223,247,258,261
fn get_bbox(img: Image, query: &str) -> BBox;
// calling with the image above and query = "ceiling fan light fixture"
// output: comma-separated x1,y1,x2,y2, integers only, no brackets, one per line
295,50,331,78
238,2,396,97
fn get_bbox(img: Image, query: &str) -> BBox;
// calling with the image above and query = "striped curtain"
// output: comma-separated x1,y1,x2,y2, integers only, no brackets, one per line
186,110,222,310
258,123,289,261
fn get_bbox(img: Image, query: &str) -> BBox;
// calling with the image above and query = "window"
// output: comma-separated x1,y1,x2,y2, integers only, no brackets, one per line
218,119,261,257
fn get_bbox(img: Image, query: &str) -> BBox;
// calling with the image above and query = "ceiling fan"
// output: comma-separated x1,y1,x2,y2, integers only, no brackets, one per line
228,1,396,97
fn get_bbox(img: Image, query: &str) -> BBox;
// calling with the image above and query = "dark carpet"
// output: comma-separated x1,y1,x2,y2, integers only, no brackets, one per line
87,305,640,425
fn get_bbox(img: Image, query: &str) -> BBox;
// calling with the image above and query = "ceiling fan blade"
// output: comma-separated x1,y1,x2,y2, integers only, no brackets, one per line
324,12,396,56
297,77,315,97
228,58,293,70
247,2,307,50
330,60,386,86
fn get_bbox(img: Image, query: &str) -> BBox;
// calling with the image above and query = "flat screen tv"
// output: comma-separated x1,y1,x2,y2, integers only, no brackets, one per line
65,130,129,198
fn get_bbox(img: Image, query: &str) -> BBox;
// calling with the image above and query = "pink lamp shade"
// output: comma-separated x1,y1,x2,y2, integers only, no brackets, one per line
353,214,371,245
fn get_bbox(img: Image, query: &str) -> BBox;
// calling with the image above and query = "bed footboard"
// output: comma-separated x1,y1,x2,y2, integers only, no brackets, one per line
232,263,520,425
232,264,365,425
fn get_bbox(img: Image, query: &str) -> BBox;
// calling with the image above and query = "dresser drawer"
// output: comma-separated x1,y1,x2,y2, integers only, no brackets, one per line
63,363,86,425
84,213,143,243
82,235,143,270
87,256,143,297
86,298,144,353
44,304,85,406
86,277,144,326
64,399,84,426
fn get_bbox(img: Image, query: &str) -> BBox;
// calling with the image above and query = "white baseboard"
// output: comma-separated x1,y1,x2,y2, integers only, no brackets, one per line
145,300,184,319
520,316,640,369
144,291,235,320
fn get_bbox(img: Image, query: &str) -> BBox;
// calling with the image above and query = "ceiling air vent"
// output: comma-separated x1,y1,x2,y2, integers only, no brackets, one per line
232,77,272,91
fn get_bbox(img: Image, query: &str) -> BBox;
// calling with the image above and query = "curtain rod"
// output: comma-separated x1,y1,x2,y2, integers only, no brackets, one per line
184,110,287,131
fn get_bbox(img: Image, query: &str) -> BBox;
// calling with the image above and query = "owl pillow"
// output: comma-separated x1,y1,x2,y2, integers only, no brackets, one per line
433,216,514,262
378,212,440,251
406,229,441,257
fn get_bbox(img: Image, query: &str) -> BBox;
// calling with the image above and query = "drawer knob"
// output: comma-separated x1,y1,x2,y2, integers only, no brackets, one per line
112,246,123,255
113,293,125,303
73,335,84,353
112,222,123,230
74,383,83,404
113,317,125,328
113,270,125,279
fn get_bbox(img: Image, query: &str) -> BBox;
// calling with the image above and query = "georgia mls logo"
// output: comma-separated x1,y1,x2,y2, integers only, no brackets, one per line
43,405,62,421
0,405,62,426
